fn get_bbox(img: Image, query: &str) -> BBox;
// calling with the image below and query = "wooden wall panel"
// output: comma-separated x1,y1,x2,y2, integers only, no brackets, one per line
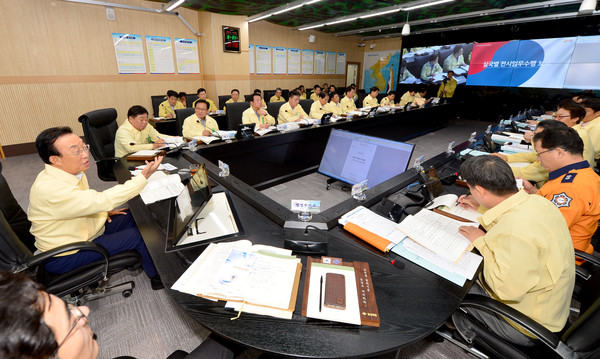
0,0,204,147
363,38,404,52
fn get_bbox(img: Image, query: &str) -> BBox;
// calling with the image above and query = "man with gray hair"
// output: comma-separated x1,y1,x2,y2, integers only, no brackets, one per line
453,155,575,346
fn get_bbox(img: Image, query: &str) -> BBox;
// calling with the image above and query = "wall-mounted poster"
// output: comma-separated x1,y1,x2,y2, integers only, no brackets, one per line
256,45,272,74
336,53,346,75
112,33,146,74
288,48,301,74
273,47,287,74
326,51,336,75
174,38,200,74
302,49,314,75
249,44,255,74
314,50,326,74
146,36,175,74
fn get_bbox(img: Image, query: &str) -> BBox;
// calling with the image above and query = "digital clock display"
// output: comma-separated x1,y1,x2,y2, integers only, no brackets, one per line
223,26,240,53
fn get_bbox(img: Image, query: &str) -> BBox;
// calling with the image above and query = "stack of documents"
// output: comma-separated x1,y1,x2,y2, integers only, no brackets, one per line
172,240,302,319
193,136,220,145
338,206,406,252
139,171,185,204
255,126,277,136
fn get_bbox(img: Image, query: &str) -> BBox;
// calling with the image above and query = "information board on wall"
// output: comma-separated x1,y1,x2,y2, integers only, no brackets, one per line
256,45,272,74
302,49,314,75
315,50,326,74
174,38,200,74
112,33,146,74
336,53,346,75
288,48,301,74
146,36,175,74
326,51,336,74
249,44,255,74
273,47,287,74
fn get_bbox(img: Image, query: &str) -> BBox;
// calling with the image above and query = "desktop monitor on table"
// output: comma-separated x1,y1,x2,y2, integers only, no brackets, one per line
318,129,415,189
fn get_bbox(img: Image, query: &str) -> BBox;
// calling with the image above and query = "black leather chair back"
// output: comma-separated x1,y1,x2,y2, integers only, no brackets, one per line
281,89,290,101
185,94,198,108
78,108,118,181
358,93,368,107
218,95,231,111
0,163,36,253
175,108,195,136
377,93,388,102
244,94,253,102
0,211,32,272
562,271,600,354
225,102,250,130
151,95,165,117
267,101,285,121
263,90,276,103
299,99,313,115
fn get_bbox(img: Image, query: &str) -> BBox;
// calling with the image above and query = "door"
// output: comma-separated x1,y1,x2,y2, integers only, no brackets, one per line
346,62,360,88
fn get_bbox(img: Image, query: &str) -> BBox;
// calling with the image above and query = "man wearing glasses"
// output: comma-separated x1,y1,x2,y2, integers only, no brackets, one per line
520,123,600,262
0,271,236,358
28,127,165,290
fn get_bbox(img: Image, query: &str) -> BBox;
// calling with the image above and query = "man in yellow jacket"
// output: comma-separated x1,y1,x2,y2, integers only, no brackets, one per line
158,90,185,118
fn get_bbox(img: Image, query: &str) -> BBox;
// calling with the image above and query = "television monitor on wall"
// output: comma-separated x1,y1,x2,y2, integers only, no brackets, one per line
400,43,473,86
564,35,600,89
466,37,577,88
318,129,415,188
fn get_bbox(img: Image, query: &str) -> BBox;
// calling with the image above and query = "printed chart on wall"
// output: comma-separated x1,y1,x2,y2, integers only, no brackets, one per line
288,48,301,74
256,45,272,74
302,49,314,75
174,38,200,74
336,53,346,75
249,45,255,74
315,51,326,75
326,52,336,75
363,50,401,92
273,47,287,74
112,33,146,74
146,36,175,74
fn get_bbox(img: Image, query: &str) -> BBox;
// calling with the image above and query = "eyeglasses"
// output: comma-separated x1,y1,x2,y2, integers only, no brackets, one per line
51,304,88,356
64,144,90,157
536,148,555,158
554,115,571,119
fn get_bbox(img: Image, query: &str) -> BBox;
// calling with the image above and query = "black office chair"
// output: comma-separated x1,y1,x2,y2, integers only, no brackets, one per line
357,92,368,107
78,108,119,182
175,108,195,137
225,102,250,130
186,94,199,108
444,251,600,359
218,95,231,111
263,90,276,103
244,94,253,102
267,101,285,122
0,163,141,304
377,93,388,102
281,89,290,101
151,95,165,117
299,99,313,115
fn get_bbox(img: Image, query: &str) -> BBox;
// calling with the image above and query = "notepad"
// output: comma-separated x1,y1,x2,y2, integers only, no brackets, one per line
139,172,185,204
425,194,481,223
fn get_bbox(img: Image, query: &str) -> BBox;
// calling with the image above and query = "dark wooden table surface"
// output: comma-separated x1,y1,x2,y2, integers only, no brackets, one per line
115,106,474,358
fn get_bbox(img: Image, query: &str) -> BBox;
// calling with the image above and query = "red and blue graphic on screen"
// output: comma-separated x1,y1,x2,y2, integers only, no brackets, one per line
467,40,544,87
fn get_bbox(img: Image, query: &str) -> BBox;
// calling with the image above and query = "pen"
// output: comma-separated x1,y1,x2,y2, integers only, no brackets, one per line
319,275,323,312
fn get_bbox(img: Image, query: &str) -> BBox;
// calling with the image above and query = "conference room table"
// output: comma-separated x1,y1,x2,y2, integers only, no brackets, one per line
115,105,478,358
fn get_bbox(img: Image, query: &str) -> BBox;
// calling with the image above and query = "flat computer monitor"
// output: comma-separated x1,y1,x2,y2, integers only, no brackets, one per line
165,164,212,251
318,129,415,188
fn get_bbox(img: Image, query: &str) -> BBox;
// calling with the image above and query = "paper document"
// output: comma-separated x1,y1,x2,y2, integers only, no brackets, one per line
396,209,476,262
339,206,405,246
139,172,185,204
459,149,490,157
255,126,277,136
129,149,162,157
509,161,531,168
425,194,481,223
171,240,301,317
193,136,220,145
